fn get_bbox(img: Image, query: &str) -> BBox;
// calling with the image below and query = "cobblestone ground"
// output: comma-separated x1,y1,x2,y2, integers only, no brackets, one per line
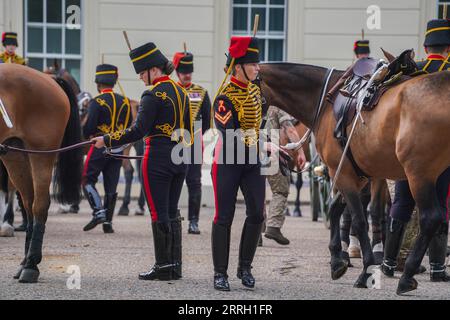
0,201,449,300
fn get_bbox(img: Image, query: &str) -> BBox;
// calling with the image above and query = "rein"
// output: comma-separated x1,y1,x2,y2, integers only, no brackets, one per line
0,141,94,156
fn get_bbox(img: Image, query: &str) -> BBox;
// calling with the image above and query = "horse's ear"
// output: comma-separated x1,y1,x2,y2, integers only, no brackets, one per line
54,59,60,70
381,48,395,63
409,49,415,60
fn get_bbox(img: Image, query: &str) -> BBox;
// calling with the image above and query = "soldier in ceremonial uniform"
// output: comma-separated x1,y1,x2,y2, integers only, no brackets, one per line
1,32,26,65
382,18,450,282
353,39,371,59
211,36,267,291
82,64,131,234
173,51,212,235
91,42,193,281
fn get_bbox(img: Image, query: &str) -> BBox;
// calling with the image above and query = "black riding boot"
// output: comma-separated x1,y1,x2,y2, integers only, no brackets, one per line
103,193,117,234
188,190,201,235
15,193,28,232
237,222,263,289
171,213,182,280
381,217,406,277
139,222,174,281
429,223,450,282
118,168,134,216
212,223,231,291
83,184,107,232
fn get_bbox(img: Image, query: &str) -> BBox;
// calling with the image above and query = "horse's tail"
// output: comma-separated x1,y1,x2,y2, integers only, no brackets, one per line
53,77,83,204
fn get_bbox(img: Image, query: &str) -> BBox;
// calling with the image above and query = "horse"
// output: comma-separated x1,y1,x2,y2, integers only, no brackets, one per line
259,62,450,294
0,63,85,233
0,63,83,283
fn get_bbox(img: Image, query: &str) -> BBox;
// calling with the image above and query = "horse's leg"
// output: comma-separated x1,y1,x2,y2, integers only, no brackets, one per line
18,154,55,283
0,188,16,237
343,191,376,288
397,178,444,294
339,206,354,267
328,193,348,280
293,172,303,217
370,180,386,265
0,151,34,280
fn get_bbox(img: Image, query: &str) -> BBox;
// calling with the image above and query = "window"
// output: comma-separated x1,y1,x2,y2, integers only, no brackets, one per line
438,0,449,19
232,0,287,62
24,0,83,84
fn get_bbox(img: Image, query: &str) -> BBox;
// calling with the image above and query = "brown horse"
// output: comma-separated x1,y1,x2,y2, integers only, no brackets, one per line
0,63,83,283
260,63,450,294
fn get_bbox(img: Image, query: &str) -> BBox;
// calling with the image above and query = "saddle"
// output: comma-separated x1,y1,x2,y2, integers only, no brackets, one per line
328,50,419,178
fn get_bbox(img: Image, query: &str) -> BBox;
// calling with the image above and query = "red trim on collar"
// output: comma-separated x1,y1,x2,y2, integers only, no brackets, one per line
230,76,249,89
178,82,192,89
101,89,114,94
427,54,446,60
152,75,171,86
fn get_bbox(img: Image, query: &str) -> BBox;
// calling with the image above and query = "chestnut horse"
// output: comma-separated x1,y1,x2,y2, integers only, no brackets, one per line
0,63,83,283
260,63,450,294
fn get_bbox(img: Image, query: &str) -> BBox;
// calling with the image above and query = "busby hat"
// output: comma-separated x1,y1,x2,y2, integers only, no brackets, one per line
424,19,450,47
2,32,18,47
229,36,260,65
173,52,194,74
354,40,370,55
129,42,168,74
95,64,118,86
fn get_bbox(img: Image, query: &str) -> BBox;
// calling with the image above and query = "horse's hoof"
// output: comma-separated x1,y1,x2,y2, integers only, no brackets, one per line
331,259,349,280
354,273,371,288
18,268,40,284
13,265,24,280
0,222,14,237
396,276,418,295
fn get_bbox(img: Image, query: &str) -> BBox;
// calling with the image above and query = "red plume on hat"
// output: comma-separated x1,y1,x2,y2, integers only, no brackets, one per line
229,36,252,59
1,33,6,43
173,52,186,69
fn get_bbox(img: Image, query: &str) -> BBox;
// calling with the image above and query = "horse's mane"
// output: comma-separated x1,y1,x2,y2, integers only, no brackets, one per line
261,62,334,71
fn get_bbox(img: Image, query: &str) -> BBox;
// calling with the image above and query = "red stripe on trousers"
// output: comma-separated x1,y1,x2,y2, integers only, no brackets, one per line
212,138,223,224
142,138,158,222
82,145,95,185
446,184,450,222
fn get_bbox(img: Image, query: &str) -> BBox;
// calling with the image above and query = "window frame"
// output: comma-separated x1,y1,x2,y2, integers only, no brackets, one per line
231,0,288,62
24,0,84,85
438,0,449,18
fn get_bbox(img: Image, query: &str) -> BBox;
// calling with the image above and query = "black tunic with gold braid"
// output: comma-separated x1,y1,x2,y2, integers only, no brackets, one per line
213,76,263,158
416,54,450,73
104,76,192,149
83,90,131,139
82,89,131,197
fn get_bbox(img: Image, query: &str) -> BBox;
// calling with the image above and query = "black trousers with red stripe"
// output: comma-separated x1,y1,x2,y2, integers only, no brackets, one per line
212,162,265,227
82,146,122,194
141,139,186,224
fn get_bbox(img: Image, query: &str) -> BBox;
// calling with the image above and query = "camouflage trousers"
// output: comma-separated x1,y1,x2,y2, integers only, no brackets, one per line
267,171,290,229
387,180,420,267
